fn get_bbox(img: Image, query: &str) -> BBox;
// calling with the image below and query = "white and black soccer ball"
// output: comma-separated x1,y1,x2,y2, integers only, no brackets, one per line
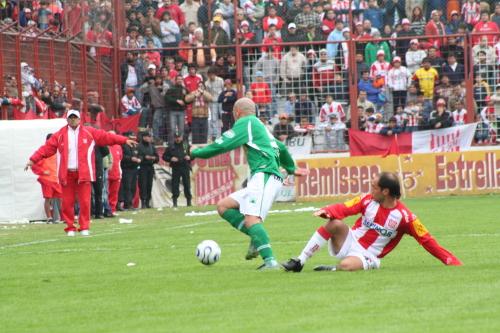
196,240,221,265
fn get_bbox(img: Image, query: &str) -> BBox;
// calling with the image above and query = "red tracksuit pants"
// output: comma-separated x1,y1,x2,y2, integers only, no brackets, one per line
61,171,91,232
108,178,121,213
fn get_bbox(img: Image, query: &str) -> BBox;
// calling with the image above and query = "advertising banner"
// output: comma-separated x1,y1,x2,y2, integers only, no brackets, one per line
295,149,500,201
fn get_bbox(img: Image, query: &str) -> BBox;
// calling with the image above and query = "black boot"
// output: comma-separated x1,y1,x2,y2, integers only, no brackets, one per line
141,200,146,209
173,198,177,207
187,199,192,207
145,200,151,209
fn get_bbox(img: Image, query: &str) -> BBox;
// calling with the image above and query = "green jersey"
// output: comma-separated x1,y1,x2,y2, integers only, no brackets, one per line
191,115,296,178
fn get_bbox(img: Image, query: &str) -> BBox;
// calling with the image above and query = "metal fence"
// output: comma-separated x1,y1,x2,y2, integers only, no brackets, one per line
1,1,499,148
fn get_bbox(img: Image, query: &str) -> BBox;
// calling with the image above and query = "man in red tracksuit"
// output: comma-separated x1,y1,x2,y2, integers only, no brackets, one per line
25,110,137,236
107,139,123,215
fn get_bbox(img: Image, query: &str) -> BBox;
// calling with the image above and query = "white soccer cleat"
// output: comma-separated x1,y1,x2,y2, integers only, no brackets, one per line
67,231,76,237
80,230,90,236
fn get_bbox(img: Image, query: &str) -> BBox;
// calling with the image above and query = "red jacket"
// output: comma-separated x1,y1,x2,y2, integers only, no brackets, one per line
30,125,128,185
31,155,59,185
262,16,284,32
183,74,203,92
261,36,283,60
250,82,272,104
108,145,123,180
424,20,447,48
155,5,185,26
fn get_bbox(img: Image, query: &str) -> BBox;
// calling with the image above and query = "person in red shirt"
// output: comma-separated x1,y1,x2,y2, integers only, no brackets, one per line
155,0,185,27
25,110,137,236
262,6,285,36
321,9,336,37
107,139,123,215
261,25,283,60
425,10,447,49
283,172,462,272
473,11,500,45
183,64,203,124
85,22,113,57
31,133,62,223
250,71,272,117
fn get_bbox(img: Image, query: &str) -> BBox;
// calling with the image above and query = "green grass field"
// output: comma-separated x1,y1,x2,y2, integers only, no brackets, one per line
1,195,499,333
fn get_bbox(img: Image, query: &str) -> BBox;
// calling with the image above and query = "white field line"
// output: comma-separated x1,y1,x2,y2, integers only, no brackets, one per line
184,207,320,217
0,221,213,250
2,217,499,251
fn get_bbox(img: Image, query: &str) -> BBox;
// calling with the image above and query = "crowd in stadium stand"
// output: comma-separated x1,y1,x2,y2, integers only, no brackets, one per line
1,0,500,146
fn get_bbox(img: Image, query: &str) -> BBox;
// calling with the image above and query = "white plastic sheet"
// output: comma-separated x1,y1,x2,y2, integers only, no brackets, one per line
0,119,66,222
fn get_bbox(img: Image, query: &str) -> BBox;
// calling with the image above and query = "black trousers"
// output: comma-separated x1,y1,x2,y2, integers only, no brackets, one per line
92,175,103,216
171,167,191,201
138,164,154,203
221,111,235,133
121,168,138,208
392,90,407,111
191,117,208,144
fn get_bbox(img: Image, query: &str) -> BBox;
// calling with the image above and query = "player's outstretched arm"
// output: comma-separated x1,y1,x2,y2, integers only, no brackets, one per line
408,218,462,266
320,196,366,221
191,120,248,159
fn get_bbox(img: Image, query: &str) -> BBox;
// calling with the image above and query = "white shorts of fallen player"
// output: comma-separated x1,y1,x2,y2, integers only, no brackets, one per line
328,229,381,270
230,172,283,221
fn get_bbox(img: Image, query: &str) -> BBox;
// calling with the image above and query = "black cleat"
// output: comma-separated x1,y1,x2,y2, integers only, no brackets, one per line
281,258,303,272
313,265,337,272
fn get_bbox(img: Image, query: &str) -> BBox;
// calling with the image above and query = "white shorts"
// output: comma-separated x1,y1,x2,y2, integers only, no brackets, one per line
328,229,381,270
229,172,283,221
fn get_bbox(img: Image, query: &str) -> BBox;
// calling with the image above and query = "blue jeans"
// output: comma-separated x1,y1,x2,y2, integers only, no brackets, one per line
266,80,278,116
209,102,221,138
153,107,167,141
102,170,112,215
168,111,185,144
139,107,151,128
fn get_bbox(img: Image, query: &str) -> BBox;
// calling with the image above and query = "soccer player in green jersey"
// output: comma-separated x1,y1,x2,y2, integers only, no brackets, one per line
191,97,308,270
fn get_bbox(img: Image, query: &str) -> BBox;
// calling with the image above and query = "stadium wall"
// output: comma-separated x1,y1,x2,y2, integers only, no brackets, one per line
191,148,500,204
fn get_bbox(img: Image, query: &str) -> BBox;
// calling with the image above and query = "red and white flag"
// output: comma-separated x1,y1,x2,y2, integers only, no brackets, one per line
349,124,477,156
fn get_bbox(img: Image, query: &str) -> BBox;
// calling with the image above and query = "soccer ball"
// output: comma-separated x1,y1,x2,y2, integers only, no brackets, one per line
196,240,221,265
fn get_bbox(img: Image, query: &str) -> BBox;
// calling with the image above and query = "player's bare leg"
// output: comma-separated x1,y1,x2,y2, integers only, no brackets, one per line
44,198,53,223
282,219,349,272
216,196,239,217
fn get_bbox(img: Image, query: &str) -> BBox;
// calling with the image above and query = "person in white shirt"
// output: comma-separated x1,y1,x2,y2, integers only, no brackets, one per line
403,100,421,132
387,57,411,110
121,88,142,117
160,11,180,56
405,39,427,74
205,68,225,140
365,113,384,133
280,46,307,96
319,95,345,123
451,100,467,126
321,113,347,150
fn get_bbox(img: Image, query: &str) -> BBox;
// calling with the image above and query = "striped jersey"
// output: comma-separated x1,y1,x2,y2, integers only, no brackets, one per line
462,2,480,26
323,194,460,264
319,101,345,122
452,109,467,125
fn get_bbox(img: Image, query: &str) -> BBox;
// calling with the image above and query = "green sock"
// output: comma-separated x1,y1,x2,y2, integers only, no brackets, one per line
247,223,274,262
221,209,249,235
